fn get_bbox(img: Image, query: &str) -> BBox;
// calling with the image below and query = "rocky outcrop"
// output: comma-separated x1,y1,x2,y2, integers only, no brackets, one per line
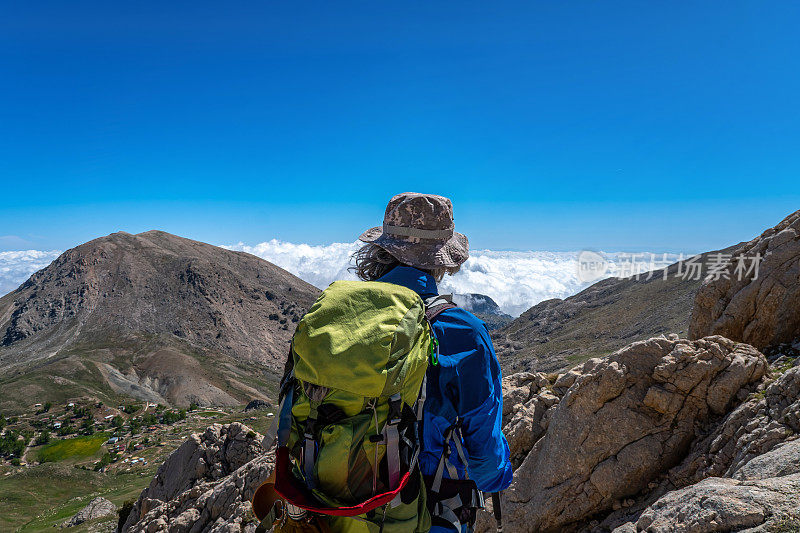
597,359,800,532
122,423,273,533
62,496,116,528
612,475,800,533
690,209,800,349
496,336,768,533
500,371,562,463
670,361,800,485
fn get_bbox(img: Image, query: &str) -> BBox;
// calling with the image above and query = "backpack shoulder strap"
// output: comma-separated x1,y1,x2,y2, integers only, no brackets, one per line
424,295,457,323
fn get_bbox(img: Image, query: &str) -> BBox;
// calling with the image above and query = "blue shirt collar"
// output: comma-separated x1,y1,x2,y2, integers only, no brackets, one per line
376,266,438,297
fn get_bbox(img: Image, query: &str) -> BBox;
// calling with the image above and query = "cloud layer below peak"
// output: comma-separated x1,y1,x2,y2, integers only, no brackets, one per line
1,240,678,318
225,240,605,316
0,250,62,295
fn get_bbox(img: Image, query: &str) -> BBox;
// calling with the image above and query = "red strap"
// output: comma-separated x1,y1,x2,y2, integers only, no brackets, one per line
273,447,413,517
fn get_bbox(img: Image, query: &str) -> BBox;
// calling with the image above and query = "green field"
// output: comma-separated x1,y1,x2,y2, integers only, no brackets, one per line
36,432,110,463
0,462,155,532
0,408,276,532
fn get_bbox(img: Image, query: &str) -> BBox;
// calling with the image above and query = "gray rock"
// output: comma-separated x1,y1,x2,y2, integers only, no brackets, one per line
733,439,800,481
497,336,767,533
62,496,116,528
612,474,800,533
670,365,800,484
122,422,273,533
501,371,561,463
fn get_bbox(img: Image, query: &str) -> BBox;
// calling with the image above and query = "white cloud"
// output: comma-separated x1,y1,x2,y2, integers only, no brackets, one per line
226,240,362,289
225,241,637,316
0,250,61,296
439,250,593,316
0,241,684,319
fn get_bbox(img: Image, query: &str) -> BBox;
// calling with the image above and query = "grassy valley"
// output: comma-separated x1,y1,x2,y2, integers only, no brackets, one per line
0,398,277,532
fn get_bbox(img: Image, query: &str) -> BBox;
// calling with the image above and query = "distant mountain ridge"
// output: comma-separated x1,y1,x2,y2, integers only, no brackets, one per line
493,246,740,373
0,230,320,412
452,293,513,330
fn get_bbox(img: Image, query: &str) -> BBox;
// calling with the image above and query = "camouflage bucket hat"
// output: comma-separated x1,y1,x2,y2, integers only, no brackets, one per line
359,192,469,269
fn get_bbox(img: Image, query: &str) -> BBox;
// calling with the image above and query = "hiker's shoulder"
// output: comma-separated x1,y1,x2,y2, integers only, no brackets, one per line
434,306,491,345
438,305,484,327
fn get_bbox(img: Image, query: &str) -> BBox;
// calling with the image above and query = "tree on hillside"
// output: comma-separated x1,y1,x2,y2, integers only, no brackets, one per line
35,430,51,446
117,500,135,531
160,410,185,424
0,431,25,458
95,452,112,471
81,418,95,435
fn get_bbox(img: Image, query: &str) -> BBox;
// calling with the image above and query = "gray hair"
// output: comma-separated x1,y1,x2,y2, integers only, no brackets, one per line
350,243,460,282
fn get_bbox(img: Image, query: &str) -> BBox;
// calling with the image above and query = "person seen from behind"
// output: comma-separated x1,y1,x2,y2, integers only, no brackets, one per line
253,192,512,533
353,192,513,532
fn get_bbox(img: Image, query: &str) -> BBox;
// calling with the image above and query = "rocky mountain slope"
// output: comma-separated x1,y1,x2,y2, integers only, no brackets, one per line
121,209,800,533
0,231,319,412
690,209,800,349
493,247,738,374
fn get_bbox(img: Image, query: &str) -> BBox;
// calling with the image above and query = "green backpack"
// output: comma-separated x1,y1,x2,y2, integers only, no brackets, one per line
272,280,445,532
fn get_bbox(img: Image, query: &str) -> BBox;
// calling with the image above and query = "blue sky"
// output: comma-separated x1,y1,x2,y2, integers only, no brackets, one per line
1,1,799,253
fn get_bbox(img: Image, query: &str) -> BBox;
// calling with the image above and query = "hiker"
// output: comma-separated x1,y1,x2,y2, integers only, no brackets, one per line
353,193,513,532
253,192,512,533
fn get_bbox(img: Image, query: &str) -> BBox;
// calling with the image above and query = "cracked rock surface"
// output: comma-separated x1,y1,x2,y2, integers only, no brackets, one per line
611,474,800,533
670,363,800,485
496,336,767,533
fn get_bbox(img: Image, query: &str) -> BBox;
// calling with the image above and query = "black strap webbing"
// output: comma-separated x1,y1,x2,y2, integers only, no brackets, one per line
424,296,457,323
492,492,503,533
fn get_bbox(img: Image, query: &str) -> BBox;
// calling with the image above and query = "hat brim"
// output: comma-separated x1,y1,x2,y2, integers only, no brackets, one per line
358,226,469,269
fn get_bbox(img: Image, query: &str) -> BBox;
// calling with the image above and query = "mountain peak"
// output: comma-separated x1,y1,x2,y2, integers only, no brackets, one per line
0,231,320,412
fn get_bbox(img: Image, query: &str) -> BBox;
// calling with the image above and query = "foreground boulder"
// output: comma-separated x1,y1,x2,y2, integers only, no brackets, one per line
690,209,800,349
671,360,800,484
612,474,800,533
599,360,800,532
498,336,767,533
122,423,273,532
62,496,116,528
